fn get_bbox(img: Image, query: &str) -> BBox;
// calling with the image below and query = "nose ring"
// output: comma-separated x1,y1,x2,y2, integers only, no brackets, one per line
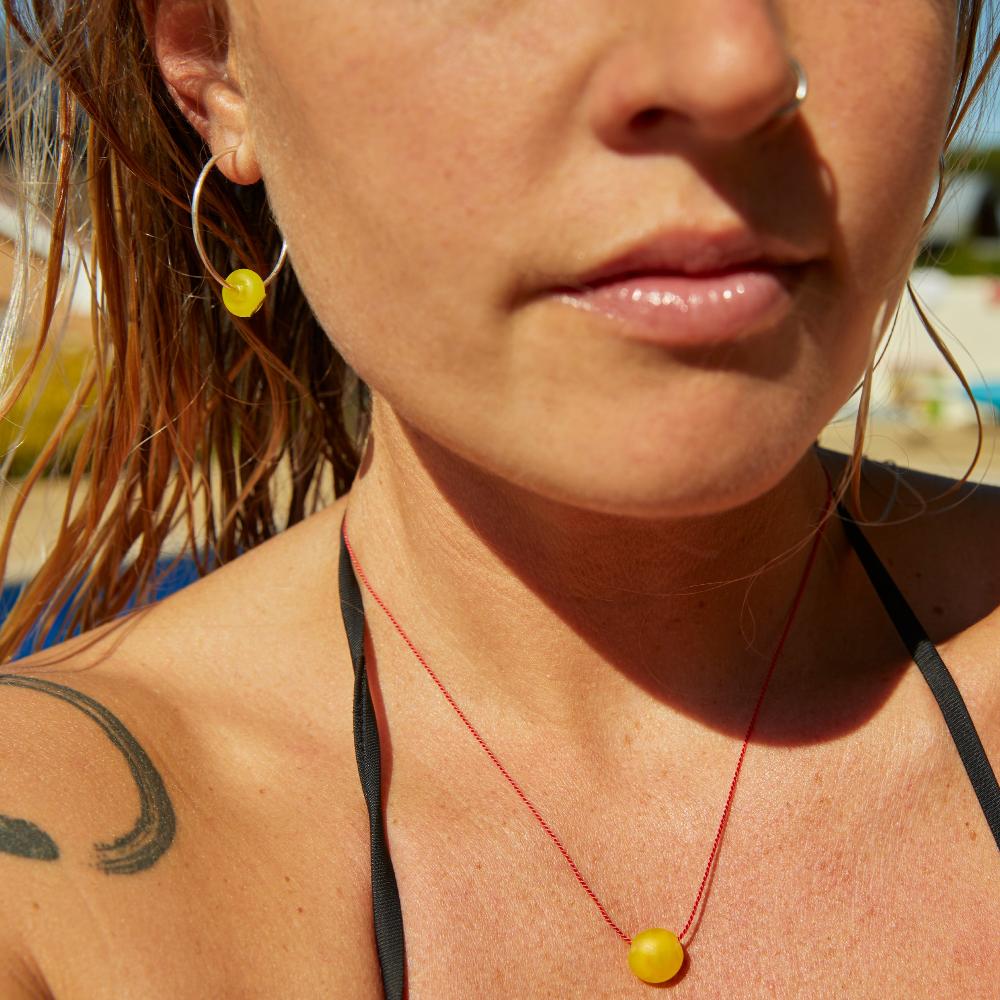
773,57,808,120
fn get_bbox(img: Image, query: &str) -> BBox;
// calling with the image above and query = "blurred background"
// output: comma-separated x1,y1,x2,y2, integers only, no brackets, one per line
1,4,1000,613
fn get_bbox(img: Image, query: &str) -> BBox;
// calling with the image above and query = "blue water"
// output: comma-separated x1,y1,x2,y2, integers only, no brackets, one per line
0,556,202,660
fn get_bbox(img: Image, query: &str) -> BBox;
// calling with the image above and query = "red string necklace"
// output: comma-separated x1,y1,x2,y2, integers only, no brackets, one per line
341,465,835,985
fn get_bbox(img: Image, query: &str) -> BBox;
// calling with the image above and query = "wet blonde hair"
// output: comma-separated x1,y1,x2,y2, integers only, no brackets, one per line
0,1,998,659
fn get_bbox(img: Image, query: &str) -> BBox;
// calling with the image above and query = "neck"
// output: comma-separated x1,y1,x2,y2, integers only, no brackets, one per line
344,398,852,757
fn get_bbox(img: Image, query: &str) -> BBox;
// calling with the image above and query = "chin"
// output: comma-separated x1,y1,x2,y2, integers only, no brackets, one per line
464,417,823,522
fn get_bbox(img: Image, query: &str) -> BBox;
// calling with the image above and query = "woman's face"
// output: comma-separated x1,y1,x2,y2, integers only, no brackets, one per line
229,0,958,517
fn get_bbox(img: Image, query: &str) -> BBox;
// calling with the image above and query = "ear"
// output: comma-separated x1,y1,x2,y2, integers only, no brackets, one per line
135,0,261,184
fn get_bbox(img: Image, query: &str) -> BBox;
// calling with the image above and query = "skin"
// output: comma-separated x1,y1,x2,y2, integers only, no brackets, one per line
0,675,175,872
1,6,997,996
141,0,961,758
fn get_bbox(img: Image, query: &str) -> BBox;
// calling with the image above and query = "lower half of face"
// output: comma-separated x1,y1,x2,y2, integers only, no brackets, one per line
241,0,958,518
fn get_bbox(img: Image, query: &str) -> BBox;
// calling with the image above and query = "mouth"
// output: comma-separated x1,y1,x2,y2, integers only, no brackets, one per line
567,225,815,285
548,262,811,348
536,224,819,347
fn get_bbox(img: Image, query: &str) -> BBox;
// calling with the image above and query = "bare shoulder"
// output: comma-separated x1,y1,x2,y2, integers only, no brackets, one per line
834,449,1000,624
819,445,999,606
0,949,50,1000
0,494,384,997
0,647,184,995
820,446,1000,735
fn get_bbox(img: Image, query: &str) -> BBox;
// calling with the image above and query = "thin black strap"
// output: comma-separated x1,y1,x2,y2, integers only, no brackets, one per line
338,518,406,1000
337,497,1000,999
837,501,1000,851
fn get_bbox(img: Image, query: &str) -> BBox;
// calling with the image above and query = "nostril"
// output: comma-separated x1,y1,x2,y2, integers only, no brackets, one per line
632,106,668,131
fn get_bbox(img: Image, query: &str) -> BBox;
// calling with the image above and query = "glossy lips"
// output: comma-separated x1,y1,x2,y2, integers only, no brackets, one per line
545,227,814,347
553,265,807,347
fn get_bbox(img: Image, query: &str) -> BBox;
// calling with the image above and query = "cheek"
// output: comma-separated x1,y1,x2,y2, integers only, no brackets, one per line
786,6,958,431
814,3,956,295
238,1,961,515
244,3,534,364
249,1,956,343
243,2,608,430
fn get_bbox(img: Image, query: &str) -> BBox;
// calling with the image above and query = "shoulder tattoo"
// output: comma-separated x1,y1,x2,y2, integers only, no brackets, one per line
0,674,176,874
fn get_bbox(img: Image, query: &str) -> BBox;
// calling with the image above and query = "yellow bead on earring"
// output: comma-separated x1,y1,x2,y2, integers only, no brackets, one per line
221,268,267,317
627,928,685,983
190,145,289,319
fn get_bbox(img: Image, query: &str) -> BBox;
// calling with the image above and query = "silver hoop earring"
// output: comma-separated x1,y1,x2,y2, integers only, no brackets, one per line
773,58,809,121
190,145,288,317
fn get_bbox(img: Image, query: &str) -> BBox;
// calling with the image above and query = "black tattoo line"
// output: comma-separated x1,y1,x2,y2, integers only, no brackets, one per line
0,674,176,873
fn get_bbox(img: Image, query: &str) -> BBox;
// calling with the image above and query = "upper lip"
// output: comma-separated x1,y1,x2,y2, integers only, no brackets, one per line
557,226,816,290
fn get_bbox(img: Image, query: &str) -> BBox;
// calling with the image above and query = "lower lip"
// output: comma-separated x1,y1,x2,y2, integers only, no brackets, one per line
551,266,807,347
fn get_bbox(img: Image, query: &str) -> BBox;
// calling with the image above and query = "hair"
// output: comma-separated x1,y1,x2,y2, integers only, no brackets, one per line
0,1,998,661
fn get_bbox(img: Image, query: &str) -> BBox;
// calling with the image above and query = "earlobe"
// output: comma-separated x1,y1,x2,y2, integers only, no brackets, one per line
139,0,260,185
196,82,262,185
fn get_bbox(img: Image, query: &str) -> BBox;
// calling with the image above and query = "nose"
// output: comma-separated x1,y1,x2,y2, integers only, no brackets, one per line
586,1,801,147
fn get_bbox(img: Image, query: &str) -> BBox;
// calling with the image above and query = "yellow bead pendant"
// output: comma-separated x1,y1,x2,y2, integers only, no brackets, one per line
221,268,266,317
627,928,685,984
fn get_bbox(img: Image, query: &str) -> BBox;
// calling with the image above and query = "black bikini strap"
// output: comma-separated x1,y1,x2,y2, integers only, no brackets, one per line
836,501,1000,851
338,497,1000,1000
338,519,407,1000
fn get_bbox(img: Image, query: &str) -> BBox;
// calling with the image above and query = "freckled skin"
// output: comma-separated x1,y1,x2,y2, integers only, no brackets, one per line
209,0,961,517
0,675,176,874
141,0,980,843
155,0,974,745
